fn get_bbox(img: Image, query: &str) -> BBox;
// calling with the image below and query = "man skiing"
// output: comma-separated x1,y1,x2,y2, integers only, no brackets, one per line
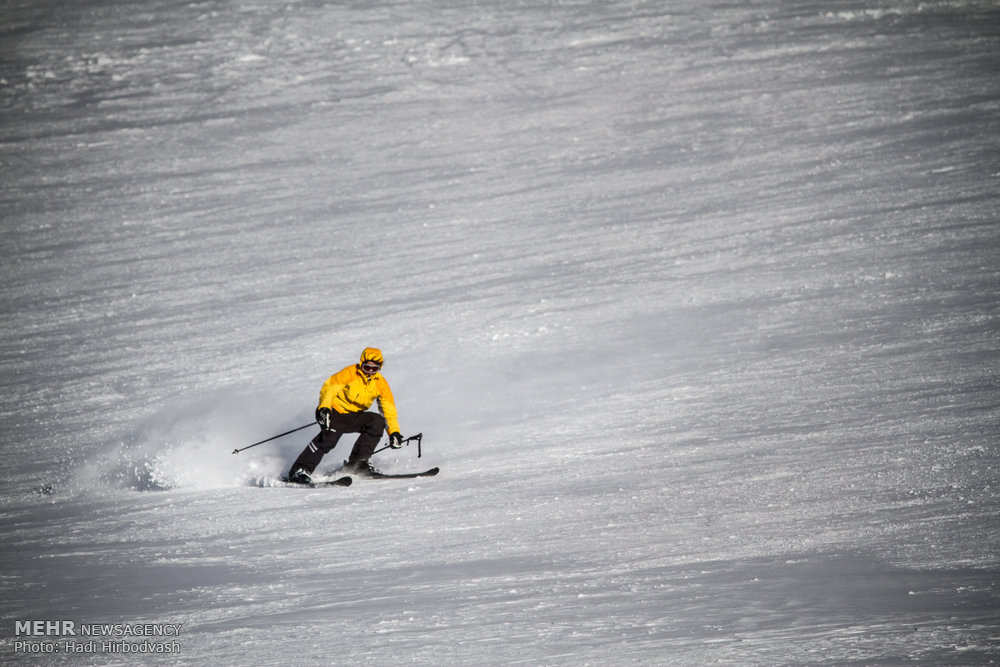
287,347,403,482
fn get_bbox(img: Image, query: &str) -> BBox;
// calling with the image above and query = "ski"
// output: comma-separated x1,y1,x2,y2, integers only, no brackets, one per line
278,475,353,488
365,467,440,479
314,475,354,487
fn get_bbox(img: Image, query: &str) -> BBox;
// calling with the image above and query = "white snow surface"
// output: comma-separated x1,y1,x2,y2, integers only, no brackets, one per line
2,0,999,664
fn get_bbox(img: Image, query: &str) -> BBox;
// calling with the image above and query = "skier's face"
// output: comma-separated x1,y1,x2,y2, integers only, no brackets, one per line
360,362,381,377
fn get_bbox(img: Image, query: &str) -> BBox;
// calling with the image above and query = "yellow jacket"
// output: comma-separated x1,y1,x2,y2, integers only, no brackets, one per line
317,348,400,435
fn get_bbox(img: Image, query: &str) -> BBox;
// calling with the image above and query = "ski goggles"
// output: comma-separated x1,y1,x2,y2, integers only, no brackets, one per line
360,362,382,375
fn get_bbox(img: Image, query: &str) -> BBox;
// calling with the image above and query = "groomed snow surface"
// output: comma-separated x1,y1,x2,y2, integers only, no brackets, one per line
1,0,998,664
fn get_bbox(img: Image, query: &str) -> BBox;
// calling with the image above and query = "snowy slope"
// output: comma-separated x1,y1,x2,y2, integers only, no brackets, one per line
1,0,998,664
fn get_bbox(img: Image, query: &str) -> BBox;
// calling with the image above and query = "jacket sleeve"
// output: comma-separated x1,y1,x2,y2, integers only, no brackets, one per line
376,377,401,435
317,366,353,410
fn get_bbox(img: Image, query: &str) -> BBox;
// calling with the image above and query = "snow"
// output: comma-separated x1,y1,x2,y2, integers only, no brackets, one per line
1,0,998,664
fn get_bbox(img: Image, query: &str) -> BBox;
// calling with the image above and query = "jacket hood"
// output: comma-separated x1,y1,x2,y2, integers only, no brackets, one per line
359,347,384,366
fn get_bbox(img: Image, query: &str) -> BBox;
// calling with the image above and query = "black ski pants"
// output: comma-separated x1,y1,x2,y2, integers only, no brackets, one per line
288,410,386,476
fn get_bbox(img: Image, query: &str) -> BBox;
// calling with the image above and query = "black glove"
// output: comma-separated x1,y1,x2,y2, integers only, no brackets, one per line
389,432,403,449
316,407,333,431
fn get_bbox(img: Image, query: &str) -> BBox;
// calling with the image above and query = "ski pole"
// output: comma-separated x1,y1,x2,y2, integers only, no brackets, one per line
373,432,423,457
232,421,315,454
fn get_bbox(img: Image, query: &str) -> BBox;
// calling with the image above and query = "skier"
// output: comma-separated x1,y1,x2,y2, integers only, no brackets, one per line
287,347,403,482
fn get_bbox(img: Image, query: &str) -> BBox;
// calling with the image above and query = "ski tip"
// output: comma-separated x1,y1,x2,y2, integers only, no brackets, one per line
366,466,440,479
312,475,352,487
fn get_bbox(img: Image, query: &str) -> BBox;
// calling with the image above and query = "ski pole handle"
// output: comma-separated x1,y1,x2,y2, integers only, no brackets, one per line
373,432,423,457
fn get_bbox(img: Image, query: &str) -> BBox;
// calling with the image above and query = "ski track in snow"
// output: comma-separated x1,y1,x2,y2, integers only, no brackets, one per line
1,0,998,664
